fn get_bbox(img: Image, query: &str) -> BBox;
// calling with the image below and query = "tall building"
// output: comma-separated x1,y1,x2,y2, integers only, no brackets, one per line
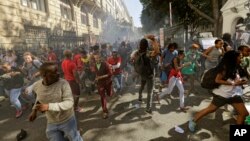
100,0,134,43
0,0,133,51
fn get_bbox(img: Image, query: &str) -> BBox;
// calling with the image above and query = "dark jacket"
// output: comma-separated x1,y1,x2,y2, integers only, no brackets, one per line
1,67,24,90
141,52,154,77
94,61,112,85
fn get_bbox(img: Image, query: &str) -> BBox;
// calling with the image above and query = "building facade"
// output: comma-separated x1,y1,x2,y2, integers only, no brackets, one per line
221,0,248,34
0,0,133,51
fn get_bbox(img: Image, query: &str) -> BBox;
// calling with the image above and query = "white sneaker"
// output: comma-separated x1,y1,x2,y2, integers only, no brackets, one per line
175,125,184,133
0,96,5,102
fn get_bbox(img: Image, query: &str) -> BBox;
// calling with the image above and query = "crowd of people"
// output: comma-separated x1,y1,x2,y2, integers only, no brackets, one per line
0,33,250,140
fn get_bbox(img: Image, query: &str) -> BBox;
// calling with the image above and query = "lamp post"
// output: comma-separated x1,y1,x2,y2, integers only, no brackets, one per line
184,12,190,51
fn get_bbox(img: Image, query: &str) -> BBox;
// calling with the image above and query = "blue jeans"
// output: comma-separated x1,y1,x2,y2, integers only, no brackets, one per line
5,88,22,111
113,74,122,90
46,116,83,141
20,91,36,104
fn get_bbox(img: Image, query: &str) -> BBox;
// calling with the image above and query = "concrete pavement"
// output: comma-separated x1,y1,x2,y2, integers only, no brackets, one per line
0,82,249,141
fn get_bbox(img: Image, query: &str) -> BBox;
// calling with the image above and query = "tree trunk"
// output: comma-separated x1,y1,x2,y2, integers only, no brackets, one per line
187,0,215,23
187,0,224,37
212,0,219,37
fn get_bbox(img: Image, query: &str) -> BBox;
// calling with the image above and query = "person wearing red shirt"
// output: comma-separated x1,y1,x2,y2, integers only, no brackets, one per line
73,50,84,87
107,49,123,94
47,47,57,62
61,50,83,112
73,49,84,72
93,53,113,119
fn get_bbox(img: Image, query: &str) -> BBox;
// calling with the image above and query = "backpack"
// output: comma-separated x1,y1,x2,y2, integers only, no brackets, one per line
2,67,24,90
200,67,220,89
134,51,153,76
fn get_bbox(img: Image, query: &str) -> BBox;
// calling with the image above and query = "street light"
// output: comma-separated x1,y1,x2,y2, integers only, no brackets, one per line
184,12,190,51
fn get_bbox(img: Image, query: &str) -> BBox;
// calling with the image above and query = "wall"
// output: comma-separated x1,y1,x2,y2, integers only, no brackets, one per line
0,0,132,50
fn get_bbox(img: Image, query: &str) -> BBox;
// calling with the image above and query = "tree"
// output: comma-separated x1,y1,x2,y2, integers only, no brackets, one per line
140,0,210,34
172,0,211,38
140,0,227,37
187,0,227,37
140,0,170,32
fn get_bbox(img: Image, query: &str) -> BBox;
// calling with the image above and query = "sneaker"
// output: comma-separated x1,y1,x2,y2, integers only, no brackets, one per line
154,93,160,104
78,128,83,135
138,99,143,103
0,96,5,102
16,129,27,141
134,103,141,108
184,90,190,96
159,85,162,92
165,94,171,99
75,107,84,113
16,110,23,118
145,108,152,114
188,119,196,132
103,112,109,119
175,125,184,134
180,107,189,112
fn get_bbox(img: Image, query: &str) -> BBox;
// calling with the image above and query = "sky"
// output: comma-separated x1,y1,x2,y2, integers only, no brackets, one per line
123,0,143,27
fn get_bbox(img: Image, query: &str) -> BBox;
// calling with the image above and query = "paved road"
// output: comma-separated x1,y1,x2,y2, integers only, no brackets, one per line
0,81,249,141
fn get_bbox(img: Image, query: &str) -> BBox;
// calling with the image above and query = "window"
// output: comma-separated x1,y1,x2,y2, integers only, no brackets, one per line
81,13,87,25
31,0,38,10
63,31,76,37
20,0,46,12
93,14,98,28
60,0,73,20
21,0,28,6
60,0,70,5
80,7,87,25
